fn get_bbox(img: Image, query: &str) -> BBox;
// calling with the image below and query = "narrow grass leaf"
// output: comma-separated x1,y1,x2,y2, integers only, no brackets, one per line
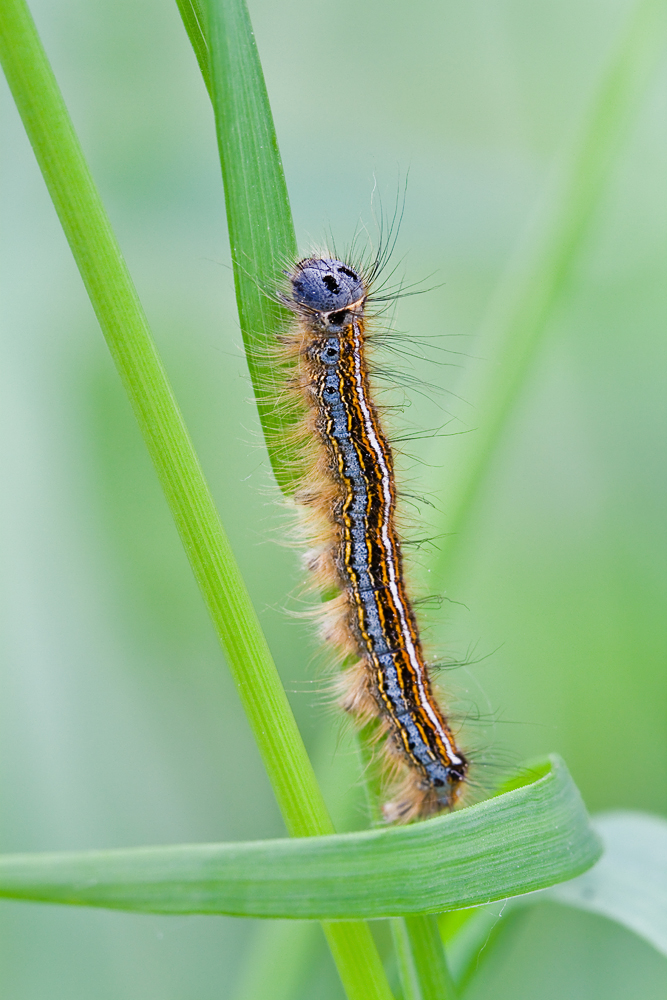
205,0,299,494
0,757,601,918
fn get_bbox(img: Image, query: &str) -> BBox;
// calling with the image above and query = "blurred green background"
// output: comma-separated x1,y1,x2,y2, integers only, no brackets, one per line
1,0,665,997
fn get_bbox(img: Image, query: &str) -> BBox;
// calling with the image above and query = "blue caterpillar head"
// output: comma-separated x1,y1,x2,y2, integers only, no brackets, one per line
290,259,365,320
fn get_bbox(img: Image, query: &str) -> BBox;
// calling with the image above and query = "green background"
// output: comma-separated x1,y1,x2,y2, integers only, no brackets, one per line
1,0,665,997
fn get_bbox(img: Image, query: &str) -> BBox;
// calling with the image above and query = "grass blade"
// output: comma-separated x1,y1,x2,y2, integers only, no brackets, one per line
178,0,300,490
0,757,601,917
205,0,299,495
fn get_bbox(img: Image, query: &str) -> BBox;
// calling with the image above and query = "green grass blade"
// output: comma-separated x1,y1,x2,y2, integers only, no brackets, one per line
175,0,212,97
392,916,457,1000
0,757,601,918
0,0,330,839
205,0,299,495
177,0,300,490
428,0,666,584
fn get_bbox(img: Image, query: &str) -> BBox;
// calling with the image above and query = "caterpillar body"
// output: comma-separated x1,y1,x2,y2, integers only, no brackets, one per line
281,256,468,822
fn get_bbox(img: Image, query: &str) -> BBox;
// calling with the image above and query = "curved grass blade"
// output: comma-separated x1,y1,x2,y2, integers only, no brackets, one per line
0,757,601,918
428,0,666,584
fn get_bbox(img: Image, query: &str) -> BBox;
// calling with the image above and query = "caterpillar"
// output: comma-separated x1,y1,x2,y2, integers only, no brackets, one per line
280,254,468,822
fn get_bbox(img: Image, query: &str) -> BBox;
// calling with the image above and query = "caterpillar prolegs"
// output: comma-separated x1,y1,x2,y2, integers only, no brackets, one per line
281,256,467,822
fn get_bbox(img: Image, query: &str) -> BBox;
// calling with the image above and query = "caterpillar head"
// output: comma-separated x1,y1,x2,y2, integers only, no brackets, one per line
289,258,366,330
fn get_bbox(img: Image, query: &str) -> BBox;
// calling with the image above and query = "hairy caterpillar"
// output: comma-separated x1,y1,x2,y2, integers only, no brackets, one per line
279,254,468,822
